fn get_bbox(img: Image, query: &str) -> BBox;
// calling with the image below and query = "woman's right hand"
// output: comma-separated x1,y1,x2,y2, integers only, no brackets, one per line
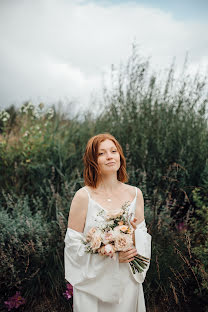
118,248,138,263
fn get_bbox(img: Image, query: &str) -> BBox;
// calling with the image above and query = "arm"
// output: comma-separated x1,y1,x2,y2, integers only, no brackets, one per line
118,188,145,263
130,188,152,283
67,188,88,232
132,188,145,245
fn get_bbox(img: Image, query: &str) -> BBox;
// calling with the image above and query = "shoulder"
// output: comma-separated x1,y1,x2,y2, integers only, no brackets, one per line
73,187,89,202
68,187,88,231
70,187,89,212
123,183,143,199
123,184,144,222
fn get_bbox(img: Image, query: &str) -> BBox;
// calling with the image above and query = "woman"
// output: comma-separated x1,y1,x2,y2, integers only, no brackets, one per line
64,133,151,312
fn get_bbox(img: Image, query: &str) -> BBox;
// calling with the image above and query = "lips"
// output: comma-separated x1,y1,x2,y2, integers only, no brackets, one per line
106,162,116,165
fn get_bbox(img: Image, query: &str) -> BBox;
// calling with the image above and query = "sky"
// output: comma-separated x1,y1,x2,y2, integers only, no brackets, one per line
0,0,208,113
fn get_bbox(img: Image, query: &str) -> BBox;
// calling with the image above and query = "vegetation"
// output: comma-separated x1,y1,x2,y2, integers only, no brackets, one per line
0,47,208,311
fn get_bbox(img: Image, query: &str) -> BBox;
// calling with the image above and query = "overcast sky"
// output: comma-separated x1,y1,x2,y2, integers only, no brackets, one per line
0,0,208,113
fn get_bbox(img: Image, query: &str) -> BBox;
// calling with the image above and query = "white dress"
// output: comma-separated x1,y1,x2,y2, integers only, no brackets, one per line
64,187,152,312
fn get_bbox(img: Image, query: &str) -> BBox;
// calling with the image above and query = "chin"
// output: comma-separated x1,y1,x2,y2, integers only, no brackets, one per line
104,166,120,173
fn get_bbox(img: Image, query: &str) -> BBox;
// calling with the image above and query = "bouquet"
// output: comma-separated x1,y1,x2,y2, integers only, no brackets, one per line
83,202,150,274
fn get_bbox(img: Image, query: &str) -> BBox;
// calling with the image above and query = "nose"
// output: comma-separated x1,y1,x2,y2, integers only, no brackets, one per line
106,151,113,159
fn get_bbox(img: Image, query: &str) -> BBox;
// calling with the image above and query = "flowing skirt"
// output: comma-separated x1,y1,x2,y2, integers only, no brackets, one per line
73,263,146,312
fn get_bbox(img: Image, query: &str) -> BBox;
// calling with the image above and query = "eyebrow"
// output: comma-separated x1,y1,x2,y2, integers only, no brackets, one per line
99,147,117,151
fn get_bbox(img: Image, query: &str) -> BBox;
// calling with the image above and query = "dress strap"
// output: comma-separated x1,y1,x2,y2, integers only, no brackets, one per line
135,186,138,205
83,186,91,200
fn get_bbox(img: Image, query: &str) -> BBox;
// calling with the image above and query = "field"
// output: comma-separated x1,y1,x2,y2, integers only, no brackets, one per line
0,50,208,312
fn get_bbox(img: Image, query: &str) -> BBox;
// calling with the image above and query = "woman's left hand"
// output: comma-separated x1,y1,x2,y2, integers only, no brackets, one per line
130,217,137,246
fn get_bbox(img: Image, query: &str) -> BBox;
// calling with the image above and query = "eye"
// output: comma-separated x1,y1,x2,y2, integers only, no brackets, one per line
98,152,104,155
112,150,117,153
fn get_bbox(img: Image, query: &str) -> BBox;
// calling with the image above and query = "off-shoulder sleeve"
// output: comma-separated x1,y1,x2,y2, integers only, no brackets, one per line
129,220,152,283
64,228,126,303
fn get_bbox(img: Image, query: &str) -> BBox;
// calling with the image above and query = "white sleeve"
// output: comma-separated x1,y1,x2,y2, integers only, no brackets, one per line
129,220,152,283
64,228,126,303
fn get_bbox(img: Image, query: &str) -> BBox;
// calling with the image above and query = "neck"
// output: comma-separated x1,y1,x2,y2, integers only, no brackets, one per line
97,173,120,192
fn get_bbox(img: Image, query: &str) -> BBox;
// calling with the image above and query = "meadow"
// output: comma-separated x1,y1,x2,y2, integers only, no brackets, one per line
0,49,208,312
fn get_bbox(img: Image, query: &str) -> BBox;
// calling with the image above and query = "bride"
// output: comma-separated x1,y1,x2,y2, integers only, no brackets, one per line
64,133,152,312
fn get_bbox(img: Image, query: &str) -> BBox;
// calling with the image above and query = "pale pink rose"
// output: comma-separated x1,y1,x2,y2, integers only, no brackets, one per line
106,209,123,220
86,227,97,242
104,244,116,254
102,230,115,244
90,234,102,252
98,244,116,258
114,233,133,251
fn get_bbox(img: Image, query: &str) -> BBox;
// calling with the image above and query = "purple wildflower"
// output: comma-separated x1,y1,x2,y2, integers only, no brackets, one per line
63,283,73,300
4,291,26,311
176,221,187,232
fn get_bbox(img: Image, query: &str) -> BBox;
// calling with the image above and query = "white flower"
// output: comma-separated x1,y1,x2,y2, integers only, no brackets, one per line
102,230,115,245
47,108,54,119
19,102,34,114
23,131,29,137
0,110,10,122
104,244,115,254
32,109,40,119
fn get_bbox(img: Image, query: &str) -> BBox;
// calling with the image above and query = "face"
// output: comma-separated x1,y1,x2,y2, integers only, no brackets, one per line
97,139,121,175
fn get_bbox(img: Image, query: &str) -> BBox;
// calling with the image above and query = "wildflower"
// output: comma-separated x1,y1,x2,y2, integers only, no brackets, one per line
20,102,34,114
63,283,73,300
47,108,54,119
23,131,29,137
4,291,25,311
0,110,10,122
176,221,187,232
32,109,40,119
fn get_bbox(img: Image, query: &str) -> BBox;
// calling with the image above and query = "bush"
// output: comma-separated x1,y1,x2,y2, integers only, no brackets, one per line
0,189,72,310
187,184,208,308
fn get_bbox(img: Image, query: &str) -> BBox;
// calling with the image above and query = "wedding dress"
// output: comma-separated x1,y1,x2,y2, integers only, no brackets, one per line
64,186,152,312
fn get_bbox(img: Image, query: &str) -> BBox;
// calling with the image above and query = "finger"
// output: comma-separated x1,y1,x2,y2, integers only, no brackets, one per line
123,257,135,263
124,249,138,257
122,253,138,261
130,221,137,229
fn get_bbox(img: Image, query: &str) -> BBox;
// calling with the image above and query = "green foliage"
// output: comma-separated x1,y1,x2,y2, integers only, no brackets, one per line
0,188,71,310
187,185,208,305
0,46,208,311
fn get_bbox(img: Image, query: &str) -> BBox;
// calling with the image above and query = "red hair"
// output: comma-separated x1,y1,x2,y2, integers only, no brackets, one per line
83,133,128,188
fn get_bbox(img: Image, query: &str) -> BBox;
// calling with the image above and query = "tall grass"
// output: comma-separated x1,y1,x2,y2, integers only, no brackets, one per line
0,46,208,311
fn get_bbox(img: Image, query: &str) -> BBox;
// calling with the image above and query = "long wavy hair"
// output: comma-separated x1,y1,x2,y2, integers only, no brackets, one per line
83,133,128,188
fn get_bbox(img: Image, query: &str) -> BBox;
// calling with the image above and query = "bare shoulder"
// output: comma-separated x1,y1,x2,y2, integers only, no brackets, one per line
67,187,88,232
73,187,89,202
123,183,143,198
136,187,144,200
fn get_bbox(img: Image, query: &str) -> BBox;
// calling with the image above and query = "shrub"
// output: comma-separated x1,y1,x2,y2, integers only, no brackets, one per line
0,190,71,310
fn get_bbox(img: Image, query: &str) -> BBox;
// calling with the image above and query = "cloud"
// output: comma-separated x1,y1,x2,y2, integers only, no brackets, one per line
0,0,207,111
